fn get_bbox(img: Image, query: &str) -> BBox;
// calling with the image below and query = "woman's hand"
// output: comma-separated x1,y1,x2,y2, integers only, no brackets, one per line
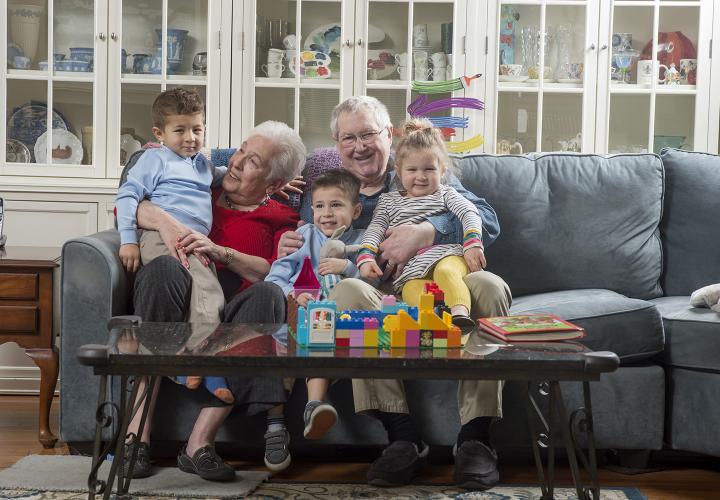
119,243,141,273
277,226,305,258
359,260,383,280
318,258,347,276
463,246,487,272
275,176,306,200
177,231,223,265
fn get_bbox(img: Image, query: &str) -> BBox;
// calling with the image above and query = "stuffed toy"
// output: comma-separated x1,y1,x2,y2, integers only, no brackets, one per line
690,283,720,313
319,225,361,297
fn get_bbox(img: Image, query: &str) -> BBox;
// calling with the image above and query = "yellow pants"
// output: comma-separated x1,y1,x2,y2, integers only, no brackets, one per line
401,255,470,309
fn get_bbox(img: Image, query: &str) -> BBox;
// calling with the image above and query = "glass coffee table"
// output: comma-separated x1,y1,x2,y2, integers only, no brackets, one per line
78,317,619,500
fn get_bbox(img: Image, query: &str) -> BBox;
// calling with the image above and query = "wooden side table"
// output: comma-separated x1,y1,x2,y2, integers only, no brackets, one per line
0,246,60,448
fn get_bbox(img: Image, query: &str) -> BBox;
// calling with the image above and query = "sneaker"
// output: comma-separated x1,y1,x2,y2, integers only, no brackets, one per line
177,444,235,482
453,440,499,490
367,440,428,487
303,401,338,439
264,428,291,471
121,441,152,479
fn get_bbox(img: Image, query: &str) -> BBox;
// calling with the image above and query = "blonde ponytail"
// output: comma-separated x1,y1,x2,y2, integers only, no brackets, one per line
395,118,452,178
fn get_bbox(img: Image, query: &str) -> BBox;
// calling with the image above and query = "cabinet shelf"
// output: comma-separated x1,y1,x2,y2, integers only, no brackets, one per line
609,83,697,95
254,77,341,89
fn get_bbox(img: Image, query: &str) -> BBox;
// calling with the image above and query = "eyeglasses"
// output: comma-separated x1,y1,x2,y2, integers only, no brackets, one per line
337,128,386,147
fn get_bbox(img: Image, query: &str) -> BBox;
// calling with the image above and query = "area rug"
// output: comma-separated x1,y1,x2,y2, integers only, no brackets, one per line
0,455,268,499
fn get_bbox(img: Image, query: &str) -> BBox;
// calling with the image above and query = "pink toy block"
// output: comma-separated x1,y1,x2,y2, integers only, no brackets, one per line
350,331,365,347
406,330,420,347
363,317,379,329
381,295,396,307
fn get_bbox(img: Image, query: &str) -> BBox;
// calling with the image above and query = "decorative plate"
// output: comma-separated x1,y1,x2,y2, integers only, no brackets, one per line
34,129,83,165
366,49,397,79
6,138,31,163
7,103,70,160
304,23,384,54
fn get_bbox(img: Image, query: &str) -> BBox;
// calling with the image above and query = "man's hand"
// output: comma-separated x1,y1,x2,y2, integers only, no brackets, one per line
378,222,435,268
278,227,305,258
119,243,141,273
359,260,383,280
318,257,347,276
463,246,487,272
276,176,306,200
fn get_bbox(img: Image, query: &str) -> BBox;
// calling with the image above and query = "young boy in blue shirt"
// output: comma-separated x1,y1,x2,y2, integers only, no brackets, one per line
115,88,231,403
263,169,363,468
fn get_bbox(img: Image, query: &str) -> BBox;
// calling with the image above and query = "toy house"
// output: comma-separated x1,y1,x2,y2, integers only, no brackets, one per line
295,300,337,348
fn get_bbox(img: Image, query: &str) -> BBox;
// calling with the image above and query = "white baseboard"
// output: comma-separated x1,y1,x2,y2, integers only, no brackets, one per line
0,366,61,395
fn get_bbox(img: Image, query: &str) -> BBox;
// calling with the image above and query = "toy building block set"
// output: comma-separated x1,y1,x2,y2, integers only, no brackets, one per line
288,283,463,350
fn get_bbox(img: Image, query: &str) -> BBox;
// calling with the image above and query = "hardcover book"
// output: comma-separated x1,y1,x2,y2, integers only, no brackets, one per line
477,313,585,342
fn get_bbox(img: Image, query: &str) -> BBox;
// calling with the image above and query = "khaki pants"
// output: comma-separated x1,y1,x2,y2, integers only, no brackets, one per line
328,271,512,425
139,230,225,330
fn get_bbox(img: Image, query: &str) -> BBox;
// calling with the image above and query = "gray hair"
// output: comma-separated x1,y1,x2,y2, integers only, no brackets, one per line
249,121,306,183
330,96,392,139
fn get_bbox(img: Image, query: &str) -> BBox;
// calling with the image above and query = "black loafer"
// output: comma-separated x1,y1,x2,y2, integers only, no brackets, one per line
452,314,476,329
453,440,499,490
367,440,428,487
177,444,235,482
122,441,152,479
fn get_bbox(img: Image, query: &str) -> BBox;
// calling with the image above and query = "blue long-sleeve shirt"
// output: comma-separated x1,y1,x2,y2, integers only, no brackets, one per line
299,155,500,248
265,224,364,296
115,146,225,245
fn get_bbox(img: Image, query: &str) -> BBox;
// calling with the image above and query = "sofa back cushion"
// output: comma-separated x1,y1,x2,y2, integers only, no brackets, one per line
456,153,664,299
660,149,720,295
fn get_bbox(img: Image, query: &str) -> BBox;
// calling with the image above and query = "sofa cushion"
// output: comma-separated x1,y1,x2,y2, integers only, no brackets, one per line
456,153,664,299
651,295,720,372
660,149,720,296
510,289,664,362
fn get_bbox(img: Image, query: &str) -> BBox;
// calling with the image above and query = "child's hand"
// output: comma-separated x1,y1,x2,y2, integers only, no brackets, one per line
318,258,347,276
119,244,141,273
463,246,486,272
359,260,383,280
293,292,313,307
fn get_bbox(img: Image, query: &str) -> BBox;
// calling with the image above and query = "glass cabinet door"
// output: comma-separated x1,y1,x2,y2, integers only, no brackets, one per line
106,0,222,177
360,0,473,148
490,1,599,154
235,0,349,152
2,0,108,177
597,0,711,154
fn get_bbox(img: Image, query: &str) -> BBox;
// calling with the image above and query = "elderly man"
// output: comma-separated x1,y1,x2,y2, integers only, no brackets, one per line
278,96,511,490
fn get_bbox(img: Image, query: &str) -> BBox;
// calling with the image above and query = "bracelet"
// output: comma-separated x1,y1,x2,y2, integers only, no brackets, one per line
222,246,234,266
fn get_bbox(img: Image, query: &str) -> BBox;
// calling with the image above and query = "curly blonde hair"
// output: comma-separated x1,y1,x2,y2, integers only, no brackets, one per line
395,118,452,177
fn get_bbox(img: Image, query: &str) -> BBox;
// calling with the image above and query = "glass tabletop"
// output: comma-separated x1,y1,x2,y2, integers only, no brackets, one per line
78,322,619,381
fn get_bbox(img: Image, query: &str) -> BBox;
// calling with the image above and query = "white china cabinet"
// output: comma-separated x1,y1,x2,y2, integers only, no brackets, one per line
232,0,476,152
485,0,714,155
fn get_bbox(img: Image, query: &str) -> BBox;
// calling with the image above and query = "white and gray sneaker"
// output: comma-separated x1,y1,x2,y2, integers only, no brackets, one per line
264,428,291,471
303,401,338,439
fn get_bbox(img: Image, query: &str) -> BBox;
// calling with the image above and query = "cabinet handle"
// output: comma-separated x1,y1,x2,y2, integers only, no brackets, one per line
589,43,596,51
344,39,353,48
357,38,363,47
110,32,118,41
98,32,106,41
601,44,608,50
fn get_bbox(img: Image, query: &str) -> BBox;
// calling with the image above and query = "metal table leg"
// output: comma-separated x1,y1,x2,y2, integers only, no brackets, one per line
87,375,158,500
527,380,601,500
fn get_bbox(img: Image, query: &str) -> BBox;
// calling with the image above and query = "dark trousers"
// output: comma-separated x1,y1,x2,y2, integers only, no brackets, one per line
134,256,288,413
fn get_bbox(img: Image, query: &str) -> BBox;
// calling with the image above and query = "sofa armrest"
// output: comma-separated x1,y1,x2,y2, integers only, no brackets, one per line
60,229,131,442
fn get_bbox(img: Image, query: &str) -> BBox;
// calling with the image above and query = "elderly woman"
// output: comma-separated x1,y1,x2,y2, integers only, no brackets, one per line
278,96,512,491
123,120,306,481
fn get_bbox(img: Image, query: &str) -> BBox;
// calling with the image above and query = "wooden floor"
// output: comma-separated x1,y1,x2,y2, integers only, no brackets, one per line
2,395,719,499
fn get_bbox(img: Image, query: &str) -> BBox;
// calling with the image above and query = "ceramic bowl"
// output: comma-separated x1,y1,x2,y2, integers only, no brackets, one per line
69,47,94,67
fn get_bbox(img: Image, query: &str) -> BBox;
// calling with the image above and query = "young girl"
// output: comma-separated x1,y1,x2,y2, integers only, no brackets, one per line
357,119,485,327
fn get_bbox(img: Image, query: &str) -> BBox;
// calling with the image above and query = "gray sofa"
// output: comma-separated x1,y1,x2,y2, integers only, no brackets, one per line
60,148,720,460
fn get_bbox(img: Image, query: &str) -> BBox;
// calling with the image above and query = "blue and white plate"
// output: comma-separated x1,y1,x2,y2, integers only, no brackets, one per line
7,103,70,161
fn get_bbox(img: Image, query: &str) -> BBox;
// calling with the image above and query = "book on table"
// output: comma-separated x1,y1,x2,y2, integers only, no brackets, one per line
477,313,585,342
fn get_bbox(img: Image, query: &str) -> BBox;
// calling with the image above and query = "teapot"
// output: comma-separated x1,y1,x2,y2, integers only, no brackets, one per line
496,139,523,155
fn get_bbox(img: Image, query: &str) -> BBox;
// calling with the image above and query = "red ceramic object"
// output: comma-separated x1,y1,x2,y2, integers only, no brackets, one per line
640,31,696,79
